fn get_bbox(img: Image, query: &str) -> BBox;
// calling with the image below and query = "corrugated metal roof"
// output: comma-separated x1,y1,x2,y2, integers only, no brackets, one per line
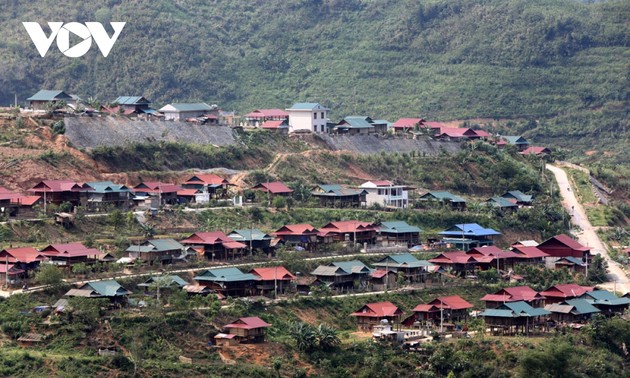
564,299,601,315
420,191,466,203
80,279,129,297
114,96,150,105
159,103,214,112
287,103,328,111
440,223,501,237
228,229,272,242
337,116,374,129
27,90,72,101
378,221,421,234
194,267,257,282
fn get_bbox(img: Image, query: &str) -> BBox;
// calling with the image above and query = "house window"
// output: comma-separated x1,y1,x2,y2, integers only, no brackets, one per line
314,112,317,119
321,125,325,132
321,112,325,119
378,189,383,195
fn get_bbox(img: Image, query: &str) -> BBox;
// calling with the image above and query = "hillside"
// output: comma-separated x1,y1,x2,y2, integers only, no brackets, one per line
0,0,628,160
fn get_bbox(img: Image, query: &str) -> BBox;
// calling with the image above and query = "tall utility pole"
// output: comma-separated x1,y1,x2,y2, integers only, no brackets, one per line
440,300,444,334
274,265,278,300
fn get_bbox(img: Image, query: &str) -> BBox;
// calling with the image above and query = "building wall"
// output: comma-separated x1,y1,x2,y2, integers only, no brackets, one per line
289,110,327,133
164,110,206,121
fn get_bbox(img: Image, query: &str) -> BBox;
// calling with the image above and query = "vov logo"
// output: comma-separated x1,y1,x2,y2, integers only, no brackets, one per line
22,22,126,58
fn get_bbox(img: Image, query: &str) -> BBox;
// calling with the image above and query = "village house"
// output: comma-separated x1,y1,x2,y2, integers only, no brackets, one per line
418,191,467,210
497,136,529,151
369,269,398,291
0,187,41,218
391,118,424,133
28,180,85,207
435,127,483,141
243,108,289,126
64,279,131,303
0,247,46,277
479,301,550,335
539,283,594,305
221,316,271,343
311,184,367,208
0,263,26,285
402,296,473,328
39,242,100,268
360,180,410,209
544,299,600,323
554,257,587,274
286,102,329,133
510,244,549,265
26,90,73,110
377,221,421,247
250,266,296,296
227,229,273,254
193,267,257,297
83,181,132,210
249,181,293,203
333,116,375,135
180,231,247,261
537,234,591,260
429,252,489,276
311,260,372,292
578,290,630,316
272,223,319,250
466,246,521,271
485,197,518,212
372,253,434,283
481,286,545,309
317,220,379,245
181,174,233,200
501,190,533,206
111,96,157,116
439,223,501,249
137,275,189,291
159,103,218,121
520,146,551,156
126,239,185,265
132,182,182,206
260,119,289,132
350,301,403,331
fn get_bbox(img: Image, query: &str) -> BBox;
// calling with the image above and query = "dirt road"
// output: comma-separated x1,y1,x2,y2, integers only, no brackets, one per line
546,164,629,294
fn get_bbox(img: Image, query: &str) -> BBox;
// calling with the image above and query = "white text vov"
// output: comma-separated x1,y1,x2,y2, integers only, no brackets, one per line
22,22,126,58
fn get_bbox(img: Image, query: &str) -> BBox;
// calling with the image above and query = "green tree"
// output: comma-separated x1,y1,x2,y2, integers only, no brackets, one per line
316,323,341,351
289,321,317,352
272,195,286,210
35,264,63,287
587,254,608,283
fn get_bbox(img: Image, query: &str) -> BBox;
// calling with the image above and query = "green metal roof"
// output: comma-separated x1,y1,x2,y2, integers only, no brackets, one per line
114,96,150,105
312,184,366,197
288,103,328,110
228,229,272,242
86,181,131,194
374,253,434,269
502,191,533,203
331,260,371,274
337,116,375,129
503,136,528,145
486,197,518,208
194,267,257,282
378,221,422,234
148,239,184,252
139,275,188,287
420,191,466,203
27,90,72,102
482,301,550,317
82,279,129,297
581,290,630,306
564,299,601,315
480,309,516,318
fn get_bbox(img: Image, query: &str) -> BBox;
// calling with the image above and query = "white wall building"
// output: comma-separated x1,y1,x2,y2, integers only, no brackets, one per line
159,103,216,121
360,180,409,208
286,103,329,133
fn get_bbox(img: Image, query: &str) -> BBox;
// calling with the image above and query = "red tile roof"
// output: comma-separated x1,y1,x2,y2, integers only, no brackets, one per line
432,295,473,310
520,146,550,155
366,180,394,187
133,182,181,194
244,109,289,118
183,174,229,186
541,234,590,252
392,118,423,129
221,241,248,249
481,286,543,303
437,127,479,138
423,121,446,129
176,189,199,197
318,220,378,235
250,181,293,194
40,243,100,257
29,180,84,193
180,231,233,245
224,316,271,329
250,266,296,281
511,245,549,258
429,252,476,264
540,284,594,299
260,120,287,129
273,223,318,236
11,196,41,206
351,301,402,318
0,247,46,263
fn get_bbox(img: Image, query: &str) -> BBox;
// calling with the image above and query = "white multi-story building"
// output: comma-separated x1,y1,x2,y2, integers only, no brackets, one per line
360,180,409,208
286,102,329,133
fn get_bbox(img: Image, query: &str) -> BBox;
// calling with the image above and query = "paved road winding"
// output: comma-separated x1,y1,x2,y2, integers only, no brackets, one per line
546,164,629,294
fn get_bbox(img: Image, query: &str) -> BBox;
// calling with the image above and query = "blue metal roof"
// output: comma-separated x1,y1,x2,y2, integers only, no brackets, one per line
82,279,129,297
439,223,501,237
86,181,131,194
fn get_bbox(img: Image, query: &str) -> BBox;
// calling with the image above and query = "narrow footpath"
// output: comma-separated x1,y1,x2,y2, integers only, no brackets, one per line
546,164,629,294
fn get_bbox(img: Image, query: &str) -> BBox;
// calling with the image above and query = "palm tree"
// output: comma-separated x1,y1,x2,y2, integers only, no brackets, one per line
289,321,317,351
316,323,341,351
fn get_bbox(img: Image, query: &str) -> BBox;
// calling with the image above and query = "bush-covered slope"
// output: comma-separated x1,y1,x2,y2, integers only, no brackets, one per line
1,0,628,159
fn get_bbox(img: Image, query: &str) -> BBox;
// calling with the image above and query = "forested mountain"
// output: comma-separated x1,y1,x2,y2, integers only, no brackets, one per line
0,0,628,159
